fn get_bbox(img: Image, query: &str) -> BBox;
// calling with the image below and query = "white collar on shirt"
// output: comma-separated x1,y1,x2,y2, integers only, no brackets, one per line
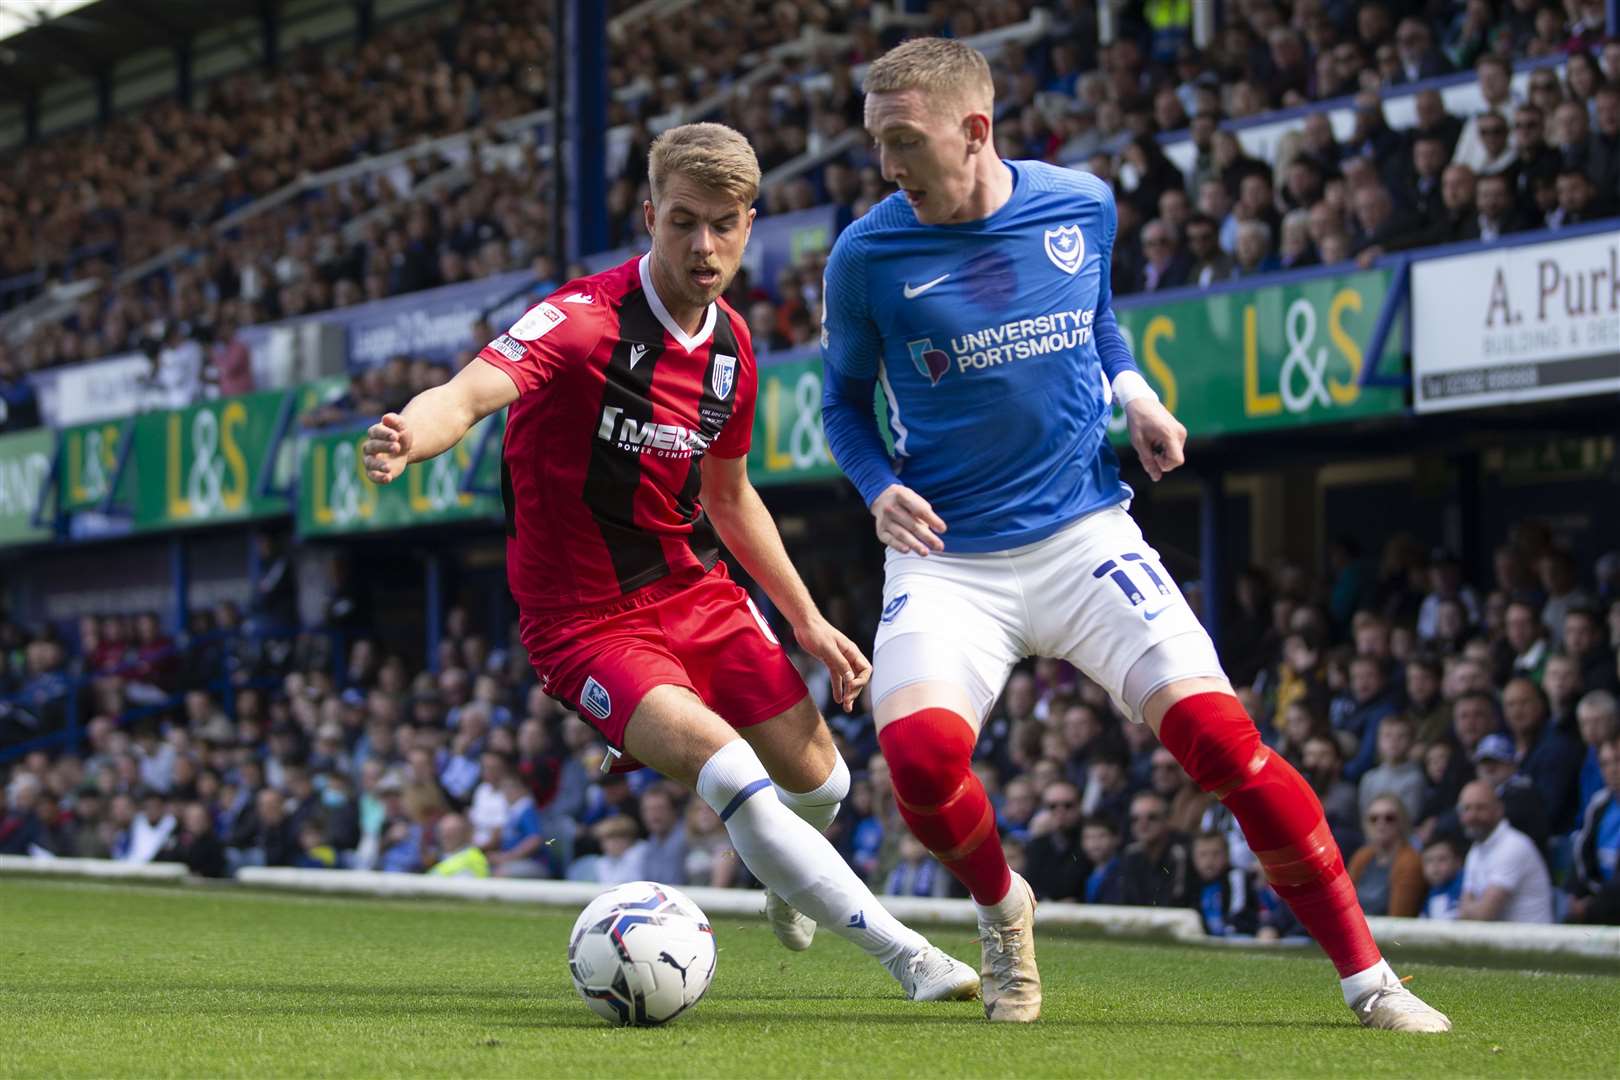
638,253,717,353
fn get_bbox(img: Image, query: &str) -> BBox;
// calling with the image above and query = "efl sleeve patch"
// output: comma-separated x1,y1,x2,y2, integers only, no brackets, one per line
508,301,566,341
488,334,527,362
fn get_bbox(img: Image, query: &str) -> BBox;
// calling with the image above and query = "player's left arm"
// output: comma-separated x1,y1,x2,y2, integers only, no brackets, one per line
700,451,870,710
1091,182,1187,482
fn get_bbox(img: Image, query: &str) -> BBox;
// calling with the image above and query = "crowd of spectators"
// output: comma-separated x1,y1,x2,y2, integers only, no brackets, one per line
3,515,1618,934
7,0,1614,418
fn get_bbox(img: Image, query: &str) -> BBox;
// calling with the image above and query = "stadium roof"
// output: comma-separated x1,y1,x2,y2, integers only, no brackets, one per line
0,0,261,102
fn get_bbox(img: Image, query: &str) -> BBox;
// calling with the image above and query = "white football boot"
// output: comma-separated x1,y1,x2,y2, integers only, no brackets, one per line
901,945,981,1002
1352,973,1453,1033
977,871,1041,1021
764,890,816,951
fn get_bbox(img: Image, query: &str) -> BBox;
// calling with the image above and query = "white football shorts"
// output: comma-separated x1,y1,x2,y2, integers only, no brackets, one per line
870,504,1225,723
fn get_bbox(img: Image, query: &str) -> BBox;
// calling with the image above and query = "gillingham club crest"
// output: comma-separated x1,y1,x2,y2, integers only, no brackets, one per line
1044,225,1085,274
711,353,737,398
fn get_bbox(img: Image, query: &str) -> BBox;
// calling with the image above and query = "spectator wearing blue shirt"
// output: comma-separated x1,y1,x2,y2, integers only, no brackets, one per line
1192,831,1259,936
1420,835,1466,920
491,772,551,879
1567,735,1620,925
1575,691,1619,812
637,784,688,886
1079,815,1124,904
1338,655,1401,783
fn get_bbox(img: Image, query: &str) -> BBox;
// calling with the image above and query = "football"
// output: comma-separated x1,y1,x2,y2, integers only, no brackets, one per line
567,881,718,1026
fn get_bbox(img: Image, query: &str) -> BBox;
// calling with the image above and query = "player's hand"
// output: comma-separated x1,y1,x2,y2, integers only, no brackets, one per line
793,615,872,711
362,413,413,484
1124,399,1187,482
871,483,947,556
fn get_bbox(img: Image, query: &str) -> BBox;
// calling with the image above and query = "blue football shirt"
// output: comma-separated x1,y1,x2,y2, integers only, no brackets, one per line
821,159,1141,553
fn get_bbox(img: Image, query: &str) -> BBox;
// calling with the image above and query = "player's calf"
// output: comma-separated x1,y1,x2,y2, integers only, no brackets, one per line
1155,687,1448,1028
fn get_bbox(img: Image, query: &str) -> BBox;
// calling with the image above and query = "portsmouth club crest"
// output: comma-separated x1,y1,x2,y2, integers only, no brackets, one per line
711,353,737,399
1044,225,1085,274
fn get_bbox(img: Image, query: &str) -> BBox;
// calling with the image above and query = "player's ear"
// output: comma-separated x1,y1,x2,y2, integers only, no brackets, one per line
963,112,992,154
642,199,656,237
743,205,757,242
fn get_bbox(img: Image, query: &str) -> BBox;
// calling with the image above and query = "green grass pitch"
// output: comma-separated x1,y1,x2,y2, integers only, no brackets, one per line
2,878,1617,1078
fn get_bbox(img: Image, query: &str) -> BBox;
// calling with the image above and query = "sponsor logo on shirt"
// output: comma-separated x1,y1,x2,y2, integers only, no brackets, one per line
596,405,711,458
907,308,1098,383
509,301,565,341
488,335,526,362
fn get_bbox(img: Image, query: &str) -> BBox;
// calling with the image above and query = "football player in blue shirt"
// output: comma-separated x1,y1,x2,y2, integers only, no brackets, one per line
821,36,1448,1032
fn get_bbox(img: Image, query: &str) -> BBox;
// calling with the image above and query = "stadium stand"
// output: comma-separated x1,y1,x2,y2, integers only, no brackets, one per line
2,0,1620,938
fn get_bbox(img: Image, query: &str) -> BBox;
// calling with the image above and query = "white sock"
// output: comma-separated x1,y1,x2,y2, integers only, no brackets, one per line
697,740,925,972
974,873,1022,921
1340,958,1397,1005
774,753,849,834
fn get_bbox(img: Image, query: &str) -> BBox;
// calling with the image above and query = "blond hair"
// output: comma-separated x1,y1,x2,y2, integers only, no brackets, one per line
648,122,761,207
863,37,995,113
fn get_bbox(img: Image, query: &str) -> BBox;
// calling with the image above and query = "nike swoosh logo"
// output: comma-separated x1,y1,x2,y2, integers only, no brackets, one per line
1143,605,1172,621
628,344,647,368
902,274,950,299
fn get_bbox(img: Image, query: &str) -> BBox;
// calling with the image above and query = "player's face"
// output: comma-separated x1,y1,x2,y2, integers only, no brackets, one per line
865,88,986,225
645,175,755,312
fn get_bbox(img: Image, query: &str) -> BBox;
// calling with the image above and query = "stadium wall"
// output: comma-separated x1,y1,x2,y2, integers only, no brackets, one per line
5,857,1616,962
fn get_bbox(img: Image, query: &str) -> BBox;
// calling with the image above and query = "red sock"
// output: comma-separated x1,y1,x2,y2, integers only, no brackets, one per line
1159,692,1381,978
878,708,1012,906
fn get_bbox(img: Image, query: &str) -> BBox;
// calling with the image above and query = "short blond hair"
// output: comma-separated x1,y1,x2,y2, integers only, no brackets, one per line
863,37,995,113
648,122,761,207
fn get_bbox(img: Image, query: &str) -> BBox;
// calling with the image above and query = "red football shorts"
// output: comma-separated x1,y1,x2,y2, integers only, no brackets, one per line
519,562,809,757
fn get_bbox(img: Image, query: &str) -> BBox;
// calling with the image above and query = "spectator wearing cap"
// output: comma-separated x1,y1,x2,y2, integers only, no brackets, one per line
1457,780,1554,923
1465,732,1553,853
1567,734,1620,924
1504,677,1585,833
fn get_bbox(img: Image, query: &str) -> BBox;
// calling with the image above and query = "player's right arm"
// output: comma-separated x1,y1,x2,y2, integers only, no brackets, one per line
820,236,946,556
363,358,518,485
366,297,583,485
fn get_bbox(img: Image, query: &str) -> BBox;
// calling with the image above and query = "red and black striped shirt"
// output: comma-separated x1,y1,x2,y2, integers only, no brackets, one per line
477,255,757,613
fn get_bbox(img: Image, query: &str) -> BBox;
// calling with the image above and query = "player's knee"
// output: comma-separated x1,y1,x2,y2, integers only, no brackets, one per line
878,707,976,800
694,739,778,820
779,751,849,811
1156,691,1265,798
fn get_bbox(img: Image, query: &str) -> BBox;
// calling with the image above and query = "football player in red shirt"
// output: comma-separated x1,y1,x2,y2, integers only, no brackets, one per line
364,122,976,1001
